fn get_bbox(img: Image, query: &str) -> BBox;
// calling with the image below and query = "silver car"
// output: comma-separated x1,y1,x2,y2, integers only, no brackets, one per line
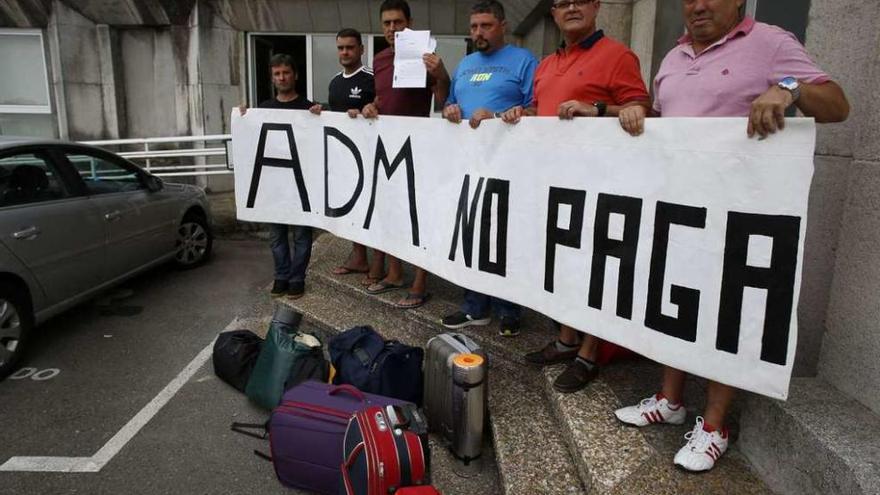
0,137,213,378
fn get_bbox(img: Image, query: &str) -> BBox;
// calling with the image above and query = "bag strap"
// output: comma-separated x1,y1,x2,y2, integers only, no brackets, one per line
328,384,366,402
230,421,268,440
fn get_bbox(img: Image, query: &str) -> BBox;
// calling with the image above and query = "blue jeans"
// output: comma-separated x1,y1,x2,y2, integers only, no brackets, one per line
461,289,521,321
268,223,313,284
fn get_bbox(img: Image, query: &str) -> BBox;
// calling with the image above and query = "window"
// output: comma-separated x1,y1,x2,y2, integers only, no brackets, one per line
0,29,51,114
0,153,68,207
310,34,343,105
753,0,811,43
65,153,145,195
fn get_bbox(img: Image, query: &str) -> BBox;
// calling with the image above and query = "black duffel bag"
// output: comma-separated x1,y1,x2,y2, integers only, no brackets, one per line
213,329,263,392
329,326,424,405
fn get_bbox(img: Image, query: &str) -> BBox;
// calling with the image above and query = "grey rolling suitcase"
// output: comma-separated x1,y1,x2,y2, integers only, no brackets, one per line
423,333,486,442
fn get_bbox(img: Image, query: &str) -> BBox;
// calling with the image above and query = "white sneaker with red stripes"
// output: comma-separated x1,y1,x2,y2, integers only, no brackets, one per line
673,417,729,472
614,393,687,427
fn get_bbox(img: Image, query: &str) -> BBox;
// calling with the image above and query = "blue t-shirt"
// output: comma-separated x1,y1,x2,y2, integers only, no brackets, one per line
446,44,538,119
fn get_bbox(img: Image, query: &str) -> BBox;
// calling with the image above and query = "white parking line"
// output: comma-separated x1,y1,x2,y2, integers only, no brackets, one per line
0,337,217,473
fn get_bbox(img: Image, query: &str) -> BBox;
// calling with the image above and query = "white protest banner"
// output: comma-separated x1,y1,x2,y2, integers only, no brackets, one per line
233,109,816,400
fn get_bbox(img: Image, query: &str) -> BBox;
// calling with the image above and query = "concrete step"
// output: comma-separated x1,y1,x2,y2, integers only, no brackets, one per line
541,359,774,494
274,234,585,495
739,377,880,495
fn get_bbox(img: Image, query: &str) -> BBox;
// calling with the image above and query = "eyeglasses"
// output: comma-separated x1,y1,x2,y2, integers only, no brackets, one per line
551,0,596,10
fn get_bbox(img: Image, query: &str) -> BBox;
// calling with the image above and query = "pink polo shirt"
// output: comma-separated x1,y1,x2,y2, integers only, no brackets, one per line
653,17,830,117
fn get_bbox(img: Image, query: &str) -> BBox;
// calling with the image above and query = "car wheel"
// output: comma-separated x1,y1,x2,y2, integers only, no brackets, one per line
0,283,32,380
174,212,213,269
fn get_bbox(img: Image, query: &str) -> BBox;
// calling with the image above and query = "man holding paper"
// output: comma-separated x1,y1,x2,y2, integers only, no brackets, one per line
359,0,451,309
439,0,537,337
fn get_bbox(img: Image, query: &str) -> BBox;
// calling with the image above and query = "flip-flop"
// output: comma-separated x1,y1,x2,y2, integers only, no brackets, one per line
366,280,406,295
360,273,387,287
395,292,431,309
332,265,370,275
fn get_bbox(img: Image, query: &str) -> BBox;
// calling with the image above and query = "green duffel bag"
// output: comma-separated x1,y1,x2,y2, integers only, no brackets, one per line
245,305,329,410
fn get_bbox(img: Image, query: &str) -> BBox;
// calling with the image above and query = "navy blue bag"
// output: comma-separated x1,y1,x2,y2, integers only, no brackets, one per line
328,326,424,405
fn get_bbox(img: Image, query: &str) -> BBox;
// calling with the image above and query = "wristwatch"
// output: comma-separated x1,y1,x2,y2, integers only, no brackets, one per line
593,101,607,117
777,77,801,103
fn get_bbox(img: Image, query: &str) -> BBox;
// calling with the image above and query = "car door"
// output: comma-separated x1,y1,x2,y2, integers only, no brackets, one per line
0,148,106,308
58,147,179,281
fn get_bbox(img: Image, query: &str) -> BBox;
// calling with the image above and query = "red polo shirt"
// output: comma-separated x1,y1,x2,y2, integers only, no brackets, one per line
374,47,434,117
533,30,648,116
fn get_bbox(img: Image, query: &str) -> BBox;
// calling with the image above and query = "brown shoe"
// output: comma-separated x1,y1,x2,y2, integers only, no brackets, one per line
524,340,579,366
552,358,599,393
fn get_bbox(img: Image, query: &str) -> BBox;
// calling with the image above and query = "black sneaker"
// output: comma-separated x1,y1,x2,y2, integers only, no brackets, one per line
287,281,305,300
441,311,491,329
498,316,521,337
552,358,599,393
270,280,289,297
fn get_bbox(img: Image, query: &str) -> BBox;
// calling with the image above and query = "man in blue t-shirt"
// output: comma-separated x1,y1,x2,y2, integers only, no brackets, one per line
440,0,537,336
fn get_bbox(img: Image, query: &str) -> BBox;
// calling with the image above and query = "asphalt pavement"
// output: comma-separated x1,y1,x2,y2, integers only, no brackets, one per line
0,240,303,495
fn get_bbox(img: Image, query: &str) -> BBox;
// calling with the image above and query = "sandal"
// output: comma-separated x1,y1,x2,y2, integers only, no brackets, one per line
366,280,406,295
360,273,387,287
332,265,369,275
395,292,431,309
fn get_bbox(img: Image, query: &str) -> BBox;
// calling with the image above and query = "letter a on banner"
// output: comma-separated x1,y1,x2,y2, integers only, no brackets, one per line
246,123,311,211
716,212,801,366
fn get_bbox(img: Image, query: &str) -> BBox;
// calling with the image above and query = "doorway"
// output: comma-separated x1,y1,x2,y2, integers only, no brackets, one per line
249,34,307,106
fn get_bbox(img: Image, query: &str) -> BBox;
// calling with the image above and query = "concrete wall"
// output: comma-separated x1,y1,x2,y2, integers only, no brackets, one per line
47,0,108,139
806,0,880,415
597,0,632,46
629,0,655,86
211,0,523,36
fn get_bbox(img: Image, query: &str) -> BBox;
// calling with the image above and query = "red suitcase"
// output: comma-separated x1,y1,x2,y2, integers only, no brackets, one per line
341,405,429,495
397,487,442,494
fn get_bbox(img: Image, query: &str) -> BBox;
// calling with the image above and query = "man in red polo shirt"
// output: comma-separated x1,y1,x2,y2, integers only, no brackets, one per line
359,0,450,309
501,0,650,393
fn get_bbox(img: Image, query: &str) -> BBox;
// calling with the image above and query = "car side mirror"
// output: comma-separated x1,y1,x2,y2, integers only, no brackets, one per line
143,174,163,192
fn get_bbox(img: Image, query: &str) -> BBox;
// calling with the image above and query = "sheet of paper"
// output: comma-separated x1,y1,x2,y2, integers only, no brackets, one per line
393,29,432,88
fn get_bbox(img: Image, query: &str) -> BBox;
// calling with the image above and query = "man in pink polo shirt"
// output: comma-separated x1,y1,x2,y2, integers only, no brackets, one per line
615,0,849,473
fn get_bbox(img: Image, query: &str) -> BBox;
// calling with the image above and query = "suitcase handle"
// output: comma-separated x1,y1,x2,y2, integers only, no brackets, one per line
340,442,366,495
328,384,366,402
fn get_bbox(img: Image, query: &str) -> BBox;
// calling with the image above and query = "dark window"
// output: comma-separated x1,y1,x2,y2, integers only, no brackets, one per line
0,152,68,207
251,35,308,105
65,152,145,195
755,0,811,43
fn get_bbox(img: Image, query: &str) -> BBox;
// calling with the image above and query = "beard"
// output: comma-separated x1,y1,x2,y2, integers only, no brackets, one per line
475,38,490,52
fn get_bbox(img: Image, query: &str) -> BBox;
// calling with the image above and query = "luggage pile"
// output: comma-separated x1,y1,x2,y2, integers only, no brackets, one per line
212,304,489,494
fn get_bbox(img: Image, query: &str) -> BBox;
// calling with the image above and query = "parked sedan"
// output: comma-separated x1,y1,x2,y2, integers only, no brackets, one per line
0,137,213,378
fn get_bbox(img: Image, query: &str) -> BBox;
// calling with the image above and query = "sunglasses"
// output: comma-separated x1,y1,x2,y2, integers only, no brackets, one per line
551,0,597,10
